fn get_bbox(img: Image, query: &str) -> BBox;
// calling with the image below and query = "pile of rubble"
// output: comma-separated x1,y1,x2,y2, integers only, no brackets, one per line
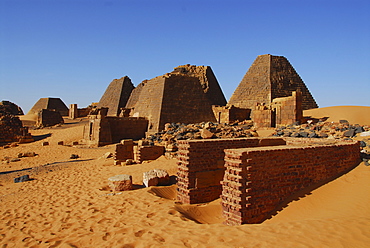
146,121,255,146
271,120,369,139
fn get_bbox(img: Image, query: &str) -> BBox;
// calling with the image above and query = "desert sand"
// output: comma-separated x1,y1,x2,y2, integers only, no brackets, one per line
1,106,370,247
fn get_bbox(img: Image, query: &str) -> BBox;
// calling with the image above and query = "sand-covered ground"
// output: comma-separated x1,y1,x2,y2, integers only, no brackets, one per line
1,106,370,247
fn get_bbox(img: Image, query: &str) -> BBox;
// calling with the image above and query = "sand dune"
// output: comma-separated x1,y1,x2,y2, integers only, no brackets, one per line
0,106,370,247
304,106,370,125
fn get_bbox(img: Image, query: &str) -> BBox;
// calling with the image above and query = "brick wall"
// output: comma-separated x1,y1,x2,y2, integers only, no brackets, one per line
36,109,64,127
212,105,251,124
114,140,134,162
222,139,360,225
176,137,286,204
134,145,165,163
83,114,148,147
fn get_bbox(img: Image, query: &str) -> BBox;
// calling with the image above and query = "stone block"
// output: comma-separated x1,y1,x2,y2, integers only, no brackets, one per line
108,174,132,191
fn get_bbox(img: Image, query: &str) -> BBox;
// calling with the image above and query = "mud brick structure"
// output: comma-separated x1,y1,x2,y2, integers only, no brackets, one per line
212,105,251,124
0,114,33,145
221,139,360,225
114,139,134,164
68,104,92,119
28,97,69,116
134,145,165,163
97,76,134,116
83,109,148,147
176,137,286,204
36,109,64,127
253,91,303,128
228,54,318,111
125,65,226,134
0,101,24,115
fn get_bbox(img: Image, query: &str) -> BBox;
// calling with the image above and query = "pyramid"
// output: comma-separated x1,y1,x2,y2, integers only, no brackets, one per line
97,76,135,116
27,97,69,116
228,54,318,110
126,65,226,134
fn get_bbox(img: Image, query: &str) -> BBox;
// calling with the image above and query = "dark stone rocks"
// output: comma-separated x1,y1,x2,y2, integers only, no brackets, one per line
355,126,365,133
70,154,79,159
343,129,356,137
360,141,367,147
14,175,31,183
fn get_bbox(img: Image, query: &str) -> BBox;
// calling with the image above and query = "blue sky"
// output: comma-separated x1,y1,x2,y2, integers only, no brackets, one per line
1,0,369,113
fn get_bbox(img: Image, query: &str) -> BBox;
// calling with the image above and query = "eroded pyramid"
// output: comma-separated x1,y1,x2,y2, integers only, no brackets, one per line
228,54,318,110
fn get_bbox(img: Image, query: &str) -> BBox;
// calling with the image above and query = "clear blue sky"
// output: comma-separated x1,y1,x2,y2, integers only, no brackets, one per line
1,0,369,113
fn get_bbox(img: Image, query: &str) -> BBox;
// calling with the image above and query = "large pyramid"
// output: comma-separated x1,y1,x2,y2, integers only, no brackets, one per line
97,76,135,116
126,65,226,134
27,97,69,116
228,54,318,110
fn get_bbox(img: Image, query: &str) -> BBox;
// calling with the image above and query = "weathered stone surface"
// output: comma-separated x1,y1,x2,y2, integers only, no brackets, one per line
200,128,214,139
14,175,31,183
0,101,24,115
143,169,170,187
36,109,64,128
229,54,318,111
108,174,132,191
28,97,69,116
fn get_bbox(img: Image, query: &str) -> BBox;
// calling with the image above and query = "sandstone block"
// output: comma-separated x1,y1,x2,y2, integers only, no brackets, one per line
108,174,132,191
201,128,214,139
143,169,170,187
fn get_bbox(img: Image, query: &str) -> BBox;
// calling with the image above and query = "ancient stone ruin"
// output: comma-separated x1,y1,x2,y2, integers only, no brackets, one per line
176,137,360,224
97,76,134,117
228,54,318,111
0,101,33,145
28,97,69,116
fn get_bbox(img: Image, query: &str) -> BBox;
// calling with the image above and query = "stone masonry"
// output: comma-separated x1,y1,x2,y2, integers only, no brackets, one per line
176,137,286,204
28,97,69,116
228,54,318,111
97,76,135,116
221,139,360,225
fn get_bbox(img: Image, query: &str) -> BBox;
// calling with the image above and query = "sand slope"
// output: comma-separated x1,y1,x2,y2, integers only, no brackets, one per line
0,107,370,247
304,106,370,125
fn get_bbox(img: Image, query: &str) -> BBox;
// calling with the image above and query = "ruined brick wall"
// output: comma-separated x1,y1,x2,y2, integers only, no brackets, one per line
272,91,303,126
222,140,360,225
171,65,227,106
36,109,64,127
0,114,32,144
114,140,134,162
252,105,273,128
159,74,217,131
228,55,272,109
212,105,251,124
270,56,318,110
228,54,318,111
107,117,148,143
28,98,69,116
97,76,134,116
84,115,148,147
134,145,165,163
176,137,286,204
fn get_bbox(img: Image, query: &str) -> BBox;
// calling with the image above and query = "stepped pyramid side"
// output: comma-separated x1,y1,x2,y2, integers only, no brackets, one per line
228,55,272,109
27,97,69,116
159,74,216,131
228,54,318,110
128,76,166,134
270,56,318,110
97,76,134,116
171,65,227,106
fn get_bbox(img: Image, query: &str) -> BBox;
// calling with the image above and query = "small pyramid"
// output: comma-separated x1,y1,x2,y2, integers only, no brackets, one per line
97,76,135,116
27,97,69,116
228,54,318,110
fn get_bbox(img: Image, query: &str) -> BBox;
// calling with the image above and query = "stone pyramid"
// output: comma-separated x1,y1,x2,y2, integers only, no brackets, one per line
126,65,226,134
97,76,135,116
27,97,69,116
228,54,318,110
